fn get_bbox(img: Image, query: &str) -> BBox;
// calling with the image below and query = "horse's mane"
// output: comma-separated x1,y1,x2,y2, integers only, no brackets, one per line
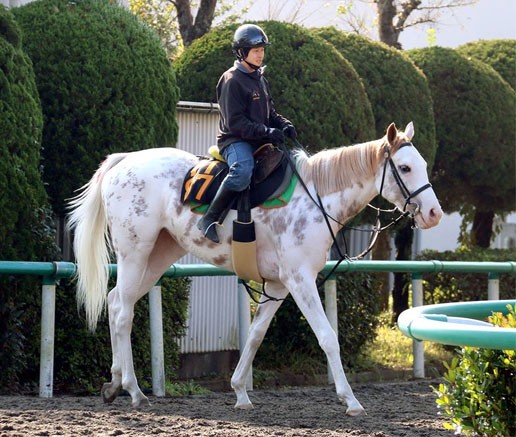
294,136,406,196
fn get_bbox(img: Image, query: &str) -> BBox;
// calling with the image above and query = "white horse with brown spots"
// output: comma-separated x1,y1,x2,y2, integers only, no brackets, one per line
68,122,442,416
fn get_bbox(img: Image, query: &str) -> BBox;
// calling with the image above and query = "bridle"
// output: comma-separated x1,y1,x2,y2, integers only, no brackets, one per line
380,141,433,219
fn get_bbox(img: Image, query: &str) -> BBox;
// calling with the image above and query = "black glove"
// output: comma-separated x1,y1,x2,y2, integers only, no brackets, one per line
266,127,285,144
283,124,297,139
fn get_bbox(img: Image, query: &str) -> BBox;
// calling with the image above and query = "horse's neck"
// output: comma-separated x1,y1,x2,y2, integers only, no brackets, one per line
301,141,381,196
299,141,382,226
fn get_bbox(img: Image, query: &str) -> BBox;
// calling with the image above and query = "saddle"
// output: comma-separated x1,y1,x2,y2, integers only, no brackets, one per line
181,144,294,211
181,144,295,283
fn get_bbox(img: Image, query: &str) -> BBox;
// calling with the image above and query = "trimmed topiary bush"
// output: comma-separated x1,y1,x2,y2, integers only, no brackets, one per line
407,47,516,223
457,39,516,91
0,4,60,393
313,27,436,166
13,0,180,214
175,21,376,151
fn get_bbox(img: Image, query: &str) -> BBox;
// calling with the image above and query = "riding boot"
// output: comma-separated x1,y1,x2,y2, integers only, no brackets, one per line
197,185,236,243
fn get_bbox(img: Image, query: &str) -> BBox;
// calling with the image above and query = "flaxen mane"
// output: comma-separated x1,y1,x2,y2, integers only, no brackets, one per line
295,134,410,196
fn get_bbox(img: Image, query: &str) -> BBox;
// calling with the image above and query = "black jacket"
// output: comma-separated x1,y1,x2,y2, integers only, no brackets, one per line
216,62,291,151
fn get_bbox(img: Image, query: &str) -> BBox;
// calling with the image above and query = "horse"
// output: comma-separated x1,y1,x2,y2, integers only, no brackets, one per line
67,122,442,416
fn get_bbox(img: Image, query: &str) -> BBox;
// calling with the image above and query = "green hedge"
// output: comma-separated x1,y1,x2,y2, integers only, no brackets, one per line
407,47,516,215
434,307,516,436
13,0,179,215
457,39,516,91
0,5,60,393
417,247,516,304
313,28,436,166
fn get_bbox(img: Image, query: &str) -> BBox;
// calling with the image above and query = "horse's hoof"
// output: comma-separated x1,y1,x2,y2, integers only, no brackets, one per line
101,383,121,404
346,405,366,416
132,396,151,409
234,401,254,410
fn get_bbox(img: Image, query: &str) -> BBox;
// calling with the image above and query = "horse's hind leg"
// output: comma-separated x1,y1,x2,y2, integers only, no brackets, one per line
103,230,185,408
285,273,365,416
101,286,123,404
231,281,288,409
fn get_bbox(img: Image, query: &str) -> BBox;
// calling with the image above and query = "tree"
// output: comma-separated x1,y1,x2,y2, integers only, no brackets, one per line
408,47,516,247
312,28,437,316
370,0,479,48
131,0,242,58
175,20,382,369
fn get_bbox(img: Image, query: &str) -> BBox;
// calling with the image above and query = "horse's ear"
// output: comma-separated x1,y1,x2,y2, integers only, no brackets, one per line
386,122,397,145
404,121,414,141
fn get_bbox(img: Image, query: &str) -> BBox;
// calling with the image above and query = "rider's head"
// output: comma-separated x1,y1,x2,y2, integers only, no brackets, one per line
232,24,270,70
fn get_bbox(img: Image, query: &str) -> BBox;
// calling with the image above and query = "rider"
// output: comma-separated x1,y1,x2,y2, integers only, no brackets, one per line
197,23,297,243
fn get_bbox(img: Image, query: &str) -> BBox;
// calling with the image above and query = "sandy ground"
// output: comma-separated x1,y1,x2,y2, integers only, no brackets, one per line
0,379,454,437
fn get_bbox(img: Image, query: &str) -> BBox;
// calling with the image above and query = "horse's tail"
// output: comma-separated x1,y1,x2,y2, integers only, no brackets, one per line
67,153,128,331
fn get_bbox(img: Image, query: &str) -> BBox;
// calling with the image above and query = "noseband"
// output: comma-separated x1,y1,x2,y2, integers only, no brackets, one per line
380,142,432,218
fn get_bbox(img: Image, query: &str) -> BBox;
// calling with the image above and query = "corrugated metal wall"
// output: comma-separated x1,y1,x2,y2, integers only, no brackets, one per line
175,101,240,353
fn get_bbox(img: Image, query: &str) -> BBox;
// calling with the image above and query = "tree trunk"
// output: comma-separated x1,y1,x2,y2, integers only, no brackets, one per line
371,231,391,312
471,210,494,248
175,0,217,47
392,223,413,323
375,0,401,48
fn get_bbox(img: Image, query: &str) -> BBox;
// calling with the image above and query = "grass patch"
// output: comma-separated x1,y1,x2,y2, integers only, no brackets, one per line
357,311,454,374
165,380,211,396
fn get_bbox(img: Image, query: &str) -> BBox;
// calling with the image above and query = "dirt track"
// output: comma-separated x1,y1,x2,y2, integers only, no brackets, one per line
0,380,453,436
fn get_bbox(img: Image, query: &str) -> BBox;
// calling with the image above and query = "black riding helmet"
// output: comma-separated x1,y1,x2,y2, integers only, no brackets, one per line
232,24,270,63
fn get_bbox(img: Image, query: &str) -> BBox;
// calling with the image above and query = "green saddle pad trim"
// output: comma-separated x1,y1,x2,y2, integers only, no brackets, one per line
189,173,298,214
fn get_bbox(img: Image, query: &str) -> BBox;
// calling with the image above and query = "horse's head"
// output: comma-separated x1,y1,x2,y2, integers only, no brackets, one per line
377,122,442,229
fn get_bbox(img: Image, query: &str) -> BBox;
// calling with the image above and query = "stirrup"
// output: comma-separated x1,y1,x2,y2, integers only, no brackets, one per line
203,221,220,243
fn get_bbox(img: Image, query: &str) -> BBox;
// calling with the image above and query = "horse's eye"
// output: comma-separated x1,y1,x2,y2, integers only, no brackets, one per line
399,165,411,173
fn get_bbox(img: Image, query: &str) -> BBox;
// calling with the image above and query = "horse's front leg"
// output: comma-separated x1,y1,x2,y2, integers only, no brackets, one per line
231,281,288,409
284,269,365,416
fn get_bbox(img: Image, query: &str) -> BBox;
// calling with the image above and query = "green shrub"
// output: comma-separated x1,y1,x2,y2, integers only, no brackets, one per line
313,28,436,166
407,47,516,216
175,21,376,151
417,247,515,304
0,5,60,392
433,305,516,436
255,272,381,372
13,0,179,215
457,39,516,91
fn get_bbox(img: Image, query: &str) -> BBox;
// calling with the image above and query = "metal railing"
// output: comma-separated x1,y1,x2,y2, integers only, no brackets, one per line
0,260,514,397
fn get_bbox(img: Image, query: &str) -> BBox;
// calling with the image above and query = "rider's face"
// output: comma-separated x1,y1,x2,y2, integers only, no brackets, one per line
245,47,265,68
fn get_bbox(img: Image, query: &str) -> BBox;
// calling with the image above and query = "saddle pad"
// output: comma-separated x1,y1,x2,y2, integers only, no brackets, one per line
182,155,297,213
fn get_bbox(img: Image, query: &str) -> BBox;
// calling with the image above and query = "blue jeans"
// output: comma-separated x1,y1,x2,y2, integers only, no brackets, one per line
221,141,255,192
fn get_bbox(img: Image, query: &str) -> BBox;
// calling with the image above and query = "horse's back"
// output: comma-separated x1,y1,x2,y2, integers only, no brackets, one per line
101,147,197,234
